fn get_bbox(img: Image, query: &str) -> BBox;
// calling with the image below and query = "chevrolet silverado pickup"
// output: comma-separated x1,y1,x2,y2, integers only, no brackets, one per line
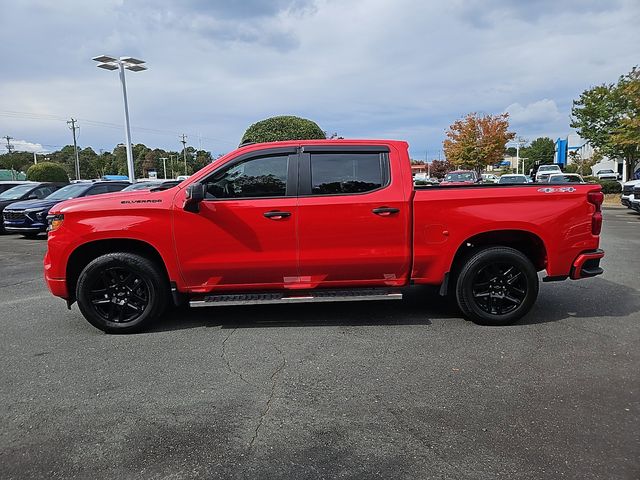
44,140,605,333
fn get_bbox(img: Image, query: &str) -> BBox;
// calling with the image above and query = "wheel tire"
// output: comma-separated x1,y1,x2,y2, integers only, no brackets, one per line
76,252,168,334
455,246,538,326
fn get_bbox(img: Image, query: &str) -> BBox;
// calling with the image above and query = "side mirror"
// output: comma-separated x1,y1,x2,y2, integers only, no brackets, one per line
27,194,38,200
183,182,206,213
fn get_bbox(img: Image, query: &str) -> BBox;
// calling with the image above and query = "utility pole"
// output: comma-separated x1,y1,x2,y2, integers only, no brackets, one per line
3,136,15,179
3,135,14,153
160,157,168,179
33,152,38,165
67,118,80,180
180,134,188,176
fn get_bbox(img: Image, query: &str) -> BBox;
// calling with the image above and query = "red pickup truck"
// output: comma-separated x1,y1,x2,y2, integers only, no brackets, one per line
44,140,605,333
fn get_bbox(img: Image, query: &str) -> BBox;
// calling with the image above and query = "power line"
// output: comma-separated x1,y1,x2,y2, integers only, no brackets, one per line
0,109,237,147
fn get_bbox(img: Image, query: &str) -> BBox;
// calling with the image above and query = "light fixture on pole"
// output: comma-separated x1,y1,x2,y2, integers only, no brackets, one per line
92,55,147,183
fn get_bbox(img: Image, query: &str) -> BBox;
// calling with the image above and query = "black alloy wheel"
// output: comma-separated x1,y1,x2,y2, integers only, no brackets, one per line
470,262,527,315
88,267,150,323
455,246,539,326
76,252,168,333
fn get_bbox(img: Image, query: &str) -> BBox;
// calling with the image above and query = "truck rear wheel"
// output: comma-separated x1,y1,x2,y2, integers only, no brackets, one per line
455,247,538,326
76,252,168,334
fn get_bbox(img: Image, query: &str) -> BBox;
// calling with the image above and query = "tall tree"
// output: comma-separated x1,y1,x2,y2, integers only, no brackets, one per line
443,112,515,174
521,137,555,174
571,66,640,180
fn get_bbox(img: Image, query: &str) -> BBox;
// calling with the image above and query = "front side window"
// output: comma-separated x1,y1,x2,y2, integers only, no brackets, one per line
205,154,289,199
310,153,384,195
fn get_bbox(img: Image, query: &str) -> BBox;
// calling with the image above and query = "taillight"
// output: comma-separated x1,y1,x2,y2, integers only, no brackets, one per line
587,190,604,235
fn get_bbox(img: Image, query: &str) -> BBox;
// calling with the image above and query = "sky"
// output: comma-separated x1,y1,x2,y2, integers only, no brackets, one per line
0,0,638,160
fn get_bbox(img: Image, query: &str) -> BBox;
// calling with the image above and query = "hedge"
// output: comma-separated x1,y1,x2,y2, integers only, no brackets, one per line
241,115,326,144
593,179,622,194
26,162,69,183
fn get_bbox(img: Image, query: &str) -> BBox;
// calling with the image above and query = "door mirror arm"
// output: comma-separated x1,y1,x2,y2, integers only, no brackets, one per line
184,183,206,213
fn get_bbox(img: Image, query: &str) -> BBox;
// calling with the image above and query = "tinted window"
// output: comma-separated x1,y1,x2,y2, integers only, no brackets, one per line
310,153,384,195
549,175,583,183
87,185,110,195
444,172,476,182
498,176,527,184
107,183,128,193
205,155,288,199
32,187,52,199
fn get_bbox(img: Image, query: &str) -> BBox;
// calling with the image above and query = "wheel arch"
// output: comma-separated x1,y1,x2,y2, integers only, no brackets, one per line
66,238,170,304
446,229,547,290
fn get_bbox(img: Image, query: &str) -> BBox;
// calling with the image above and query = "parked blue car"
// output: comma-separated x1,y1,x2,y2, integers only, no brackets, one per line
3,181,129,238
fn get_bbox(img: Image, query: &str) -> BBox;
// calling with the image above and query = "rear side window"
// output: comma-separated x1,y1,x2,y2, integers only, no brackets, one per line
310,152,386,195
87,185,110,195
107,183,128,192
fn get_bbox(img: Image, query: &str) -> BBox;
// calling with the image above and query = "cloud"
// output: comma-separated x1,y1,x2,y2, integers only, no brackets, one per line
505,99,562,125
3,139,45,153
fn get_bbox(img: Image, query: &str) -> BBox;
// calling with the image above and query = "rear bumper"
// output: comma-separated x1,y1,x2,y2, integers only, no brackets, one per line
570,249,604,280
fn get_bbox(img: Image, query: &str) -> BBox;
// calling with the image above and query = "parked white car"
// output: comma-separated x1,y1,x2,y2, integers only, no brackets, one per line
596,169,619,181
535,164,562,182
481,173,499,183
621,179,640,208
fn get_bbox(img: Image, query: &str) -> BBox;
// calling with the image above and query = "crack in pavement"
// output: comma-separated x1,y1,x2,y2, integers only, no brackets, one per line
0,278,40,288
249,345,286,448
221,328,252,387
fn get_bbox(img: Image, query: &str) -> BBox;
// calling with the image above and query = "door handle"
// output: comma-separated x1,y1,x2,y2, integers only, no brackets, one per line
263,210,291,219
372,207,400,216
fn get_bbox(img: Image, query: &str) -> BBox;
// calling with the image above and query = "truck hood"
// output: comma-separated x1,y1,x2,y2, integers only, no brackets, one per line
50,190,170,215
2,198,61,211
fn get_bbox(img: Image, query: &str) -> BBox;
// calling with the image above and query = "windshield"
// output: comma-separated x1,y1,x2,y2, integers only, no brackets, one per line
598,170,613,174
0,184,35,200
499,176,526,184
549,175,583,183
538,165,560,172
45,183,90,200
445,172,475,182
122,182,162,191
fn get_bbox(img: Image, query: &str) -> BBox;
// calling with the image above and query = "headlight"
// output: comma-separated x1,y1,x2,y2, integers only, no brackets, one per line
47,214,64,232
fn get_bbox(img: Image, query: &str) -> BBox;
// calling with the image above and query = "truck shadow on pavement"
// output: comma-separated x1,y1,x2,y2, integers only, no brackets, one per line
149,277,639,333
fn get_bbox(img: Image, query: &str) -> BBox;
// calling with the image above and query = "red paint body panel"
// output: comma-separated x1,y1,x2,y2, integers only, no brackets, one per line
44,139,603,302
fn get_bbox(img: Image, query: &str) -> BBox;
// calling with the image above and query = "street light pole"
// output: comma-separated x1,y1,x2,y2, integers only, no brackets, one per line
92,55,147,184
117,63,135,183
160,157,168,179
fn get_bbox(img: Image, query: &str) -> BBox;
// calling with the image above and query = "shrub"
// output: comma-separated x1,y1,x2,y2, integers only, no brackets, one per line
241,115,326,144
26,162,69,183
596,180,622,194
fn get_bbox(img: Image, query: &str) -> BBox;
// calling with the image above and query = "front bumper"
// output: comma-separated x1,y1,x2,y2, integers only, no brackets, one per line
5,226,44,232
570,249,605,280
44,249,68,298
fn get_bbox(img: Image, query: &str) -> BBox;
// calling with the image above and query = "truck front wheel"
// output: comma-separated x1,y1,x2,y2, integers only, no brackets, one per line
455,247,538,326
76,252,168,334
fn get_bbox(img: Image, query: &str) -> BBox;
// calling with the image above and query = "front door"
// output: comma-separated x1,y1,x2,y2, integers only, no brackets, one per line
173,148,299,291
296,146,410,289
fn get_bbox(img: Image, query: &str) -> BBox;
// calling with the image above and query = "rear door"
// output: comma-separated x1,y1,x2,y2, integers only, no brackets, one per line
296,145,410,288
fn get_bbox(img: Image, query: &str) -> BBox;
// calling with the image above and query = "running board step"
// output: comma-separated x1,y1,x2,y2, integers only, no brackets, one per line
189,289,402,307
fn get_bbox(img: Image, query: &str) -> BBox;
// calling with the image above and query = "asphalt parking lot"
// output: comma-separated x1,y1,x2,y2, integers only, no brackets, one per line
1,206,638,479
